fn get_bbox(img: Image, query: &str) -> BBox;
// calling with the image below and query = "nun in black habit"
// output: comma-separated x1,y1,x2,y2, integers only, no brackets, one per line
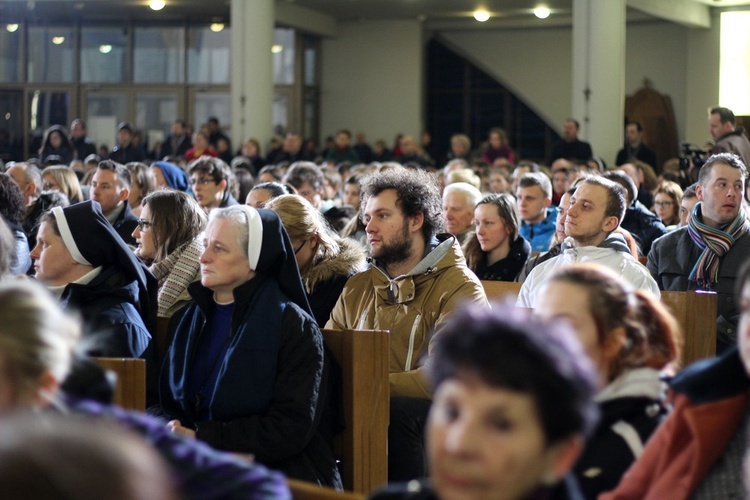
160,205,342,489
32,200,157,359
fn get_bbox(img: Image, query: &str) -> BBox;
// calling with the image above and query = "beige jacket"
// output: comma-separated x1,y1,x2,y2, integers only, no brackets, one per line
325,234,488,399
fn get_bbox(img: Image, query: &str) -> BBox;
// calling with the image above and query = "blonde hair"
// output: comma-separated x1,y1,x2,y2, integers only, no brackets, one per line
41,166,83,203
264,194,341,275
0,280,80,401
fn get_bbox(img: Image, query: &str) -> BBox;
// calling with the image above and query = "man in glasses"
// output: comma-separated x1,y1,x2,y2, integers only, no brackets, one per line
187,156,239,212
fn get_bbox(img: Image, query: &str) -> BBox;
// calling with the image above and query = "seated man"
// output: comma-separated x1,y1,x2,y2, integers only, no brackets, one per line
441,182,482,245
326,167,487,482
516,172,558,252
517,175,659,307
648,152,750,352
602,260,750,499
603,169,666,256
91,160,139,245
29,200,156,359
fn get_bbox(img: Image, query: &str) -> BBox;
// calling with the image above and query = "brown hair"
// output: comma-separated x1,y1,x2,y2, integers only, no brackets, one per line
549,263,681,381
653,181,684,226
141,190,206,262
463,193,520,272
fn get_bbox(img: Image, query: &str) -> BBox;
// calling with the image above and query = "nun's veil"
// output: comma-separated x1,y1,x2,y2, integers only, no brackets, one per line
51,201,157,329
235,206,312,317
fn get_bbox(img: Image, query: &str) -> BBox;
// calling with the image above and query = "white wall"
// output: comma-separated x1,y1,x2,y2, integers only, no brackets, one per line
439,27,572,137
320,20,423,145
318,18,720,156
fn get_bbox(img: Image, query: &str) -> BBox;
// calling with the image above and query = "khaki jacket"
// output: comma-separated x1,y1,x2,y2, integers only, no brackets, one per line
325,234,488,399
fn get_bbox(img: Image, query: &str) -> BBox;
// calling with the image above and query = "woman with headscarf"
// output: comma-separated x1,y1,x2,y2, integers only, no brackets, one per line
29,200,156,359
152,161,190,192
160,205,341,488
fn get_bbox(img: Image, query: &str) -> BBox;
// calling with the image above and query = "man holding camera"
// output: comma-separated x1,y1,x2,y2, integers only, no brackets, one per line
709,106,750,168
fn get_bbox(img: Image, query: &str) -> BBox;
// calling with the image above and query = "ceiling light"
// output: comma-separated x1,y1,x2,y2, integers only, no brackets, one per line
52,36,65,45
271,44,283,54
534,6,551,19
210,23,224,33
474,10,490,22
99,44,112,54
149,0,165,11
6,24,19,33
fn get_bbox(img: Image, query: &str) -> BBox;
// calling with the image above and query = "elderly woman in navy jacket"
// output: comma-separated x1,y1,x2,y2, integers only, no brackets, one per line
160,205,341,488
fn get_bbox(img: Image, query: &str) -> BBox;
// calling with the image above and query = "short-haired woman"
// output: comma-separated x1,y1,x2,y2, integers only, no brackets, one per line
373,304,599,499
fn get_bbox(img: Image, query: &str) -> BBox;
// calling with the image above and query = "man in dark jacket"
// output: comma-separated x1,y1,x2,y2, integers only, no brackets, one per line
159,119,191,158
91,160,139,245
648,153,750,352
70,119,97,161
709,106,750,168
615,121,657,170
603,170,666,256
109,122,146,164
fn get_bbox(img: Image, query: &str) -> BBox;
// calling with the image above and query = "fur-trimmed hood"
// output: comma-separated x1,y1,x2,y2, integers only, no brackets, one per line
303,237,367,294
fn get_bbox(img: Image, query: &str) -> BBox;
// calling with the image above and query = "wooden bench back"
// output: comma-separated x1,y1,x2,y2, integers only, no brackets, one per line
661,290,717,366
92,357,146,411
322,328,389,494
479,281,718,367
287,479,365,500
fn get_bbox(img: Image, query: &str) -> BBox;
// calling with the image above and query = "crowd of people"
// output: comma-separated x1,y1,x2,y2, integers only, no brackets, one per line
1,106,750,499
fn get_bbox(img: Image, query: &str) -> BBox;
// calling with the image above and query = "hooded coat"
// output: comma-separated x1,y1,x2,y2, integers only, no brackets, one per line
517,233,660,307
325,234,488,399
302,237,367,326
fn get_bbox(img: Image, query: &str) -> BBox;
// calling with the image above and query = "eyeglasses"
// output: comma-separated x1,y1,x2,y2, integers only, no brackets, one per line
654,201,674,207
136,219,153,231
294,239,308,255
190,177,216,186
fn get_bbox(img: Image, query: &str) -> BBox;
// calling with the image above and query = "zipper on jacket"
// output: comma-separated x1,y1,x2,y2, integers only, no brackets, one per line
405,314,421,371
356,309,368,330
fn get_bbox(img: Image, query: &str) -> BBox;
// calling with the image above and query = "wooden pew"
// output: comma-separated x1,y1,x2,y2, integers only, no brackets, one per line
479,281,718,367
661,290,717,366
288,479,365,500
322,328,390,494
92,357,146,411
481,280,521,302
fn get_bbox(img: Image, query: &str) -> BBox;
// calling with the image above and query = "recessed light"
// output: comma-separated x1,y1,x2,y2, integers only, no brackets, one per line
6,24,19,33
474,10,490,22
534,6,551,19
99,44,112,54
52,36,65,45
210,23,224,32
149,0,165,11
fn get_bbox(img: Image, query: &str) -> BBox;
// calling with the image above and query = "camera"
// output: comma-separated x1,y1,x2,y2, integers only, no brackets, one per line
679,142,708,171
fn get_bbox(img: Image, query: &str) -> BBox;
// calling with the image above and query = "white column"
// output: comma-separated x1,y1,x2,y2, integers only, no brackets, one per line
572,0,626,164
230,0,274,149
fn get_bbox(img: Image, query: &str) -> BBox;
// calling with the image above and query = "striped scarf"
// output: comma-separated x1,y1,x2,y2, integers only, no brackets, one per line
687,202,749,288
150,238,203,317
